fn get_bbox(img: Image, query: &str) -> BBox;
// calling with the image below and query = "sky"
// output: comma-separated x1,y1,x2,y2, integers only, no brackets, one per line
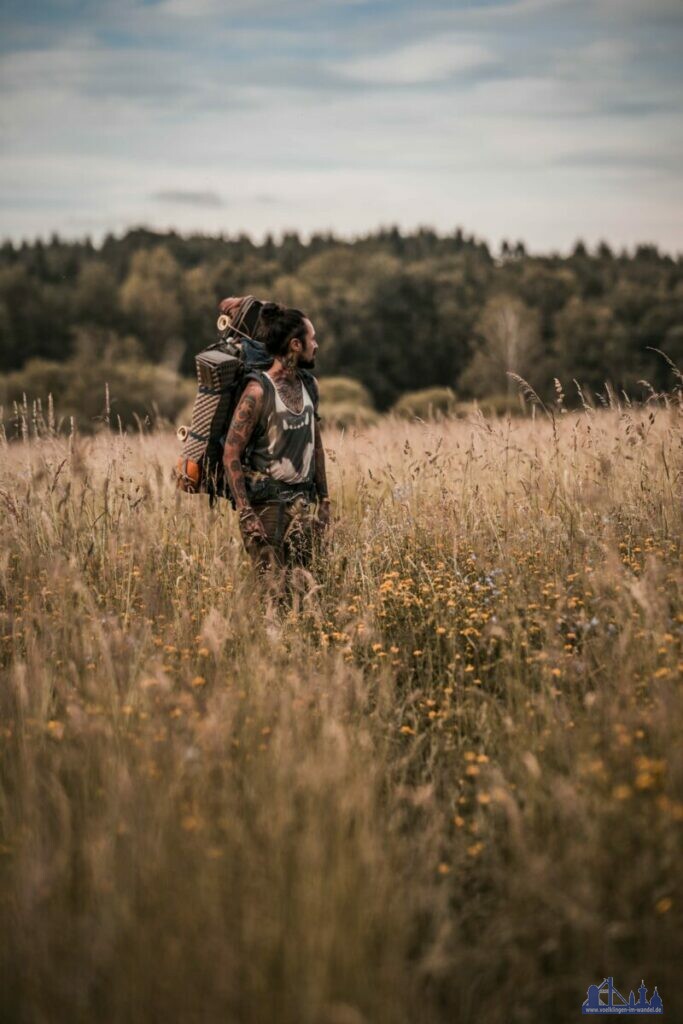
0,0,682,254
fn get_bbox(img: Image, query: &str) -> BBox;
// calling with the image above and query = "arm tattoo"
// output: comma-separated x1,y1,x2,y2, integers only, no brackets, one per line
314,423,329,500
224,382,263,510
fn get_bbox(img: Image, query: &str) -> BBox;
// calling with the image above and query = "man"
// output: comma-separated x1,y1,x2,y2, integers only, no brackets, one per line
223,301,330,576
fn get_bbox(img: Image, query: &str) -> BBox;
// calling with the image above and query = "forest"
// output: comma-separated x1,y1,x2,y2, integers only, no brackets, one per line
0,227,682,426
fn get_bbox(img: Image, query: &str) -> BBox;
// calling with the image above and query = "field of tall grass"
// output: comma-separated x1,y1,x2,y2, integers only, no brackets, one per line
1,399,681,1023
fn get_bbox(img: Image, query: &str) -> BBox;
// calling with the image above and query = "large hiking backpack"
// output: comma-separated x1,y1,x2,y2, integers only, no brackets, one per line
175,296,319,506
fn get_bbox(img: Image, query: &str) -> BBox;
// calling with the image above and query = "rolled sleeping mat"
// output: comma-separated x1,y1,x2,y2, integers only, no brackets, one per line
182,346,242,463
217,294,263,341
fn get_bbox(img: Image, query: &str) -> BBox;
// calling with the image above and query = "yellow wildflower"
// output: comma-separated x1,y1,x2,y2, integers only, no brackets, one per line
46,720,64,740
612,785,632,801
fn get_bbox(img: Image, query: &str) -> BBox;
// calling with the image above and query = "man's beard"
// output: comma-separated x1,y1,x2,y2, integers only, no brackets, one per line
298,356,316,370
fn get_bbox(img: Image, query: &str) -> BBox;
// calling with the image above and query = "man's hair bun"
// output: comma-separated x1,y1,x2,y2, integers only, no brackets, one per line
255,301,308,358
259,302,284,322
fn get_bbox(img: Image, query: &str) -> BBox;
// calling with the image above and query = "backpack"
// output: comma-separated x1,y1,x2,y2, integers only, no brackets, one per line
175,296,319,506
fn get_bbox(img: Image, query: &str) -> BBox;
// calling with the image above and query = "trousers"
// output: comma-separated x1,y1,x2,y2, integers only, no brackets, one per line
243,496,318,573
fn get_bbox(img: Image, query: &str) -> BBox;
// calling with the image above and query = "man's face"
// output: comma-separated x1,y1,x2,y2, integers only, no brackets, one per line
297,318,318,369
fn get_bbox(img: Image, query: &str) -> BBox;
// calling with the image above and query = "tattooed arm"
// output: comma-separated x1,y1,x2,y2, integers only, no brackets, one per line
224,380,266,536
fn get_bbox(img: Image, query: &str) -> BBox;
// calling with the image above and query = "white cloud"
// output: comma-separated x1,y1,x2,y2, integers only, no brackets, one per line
332,36,496,85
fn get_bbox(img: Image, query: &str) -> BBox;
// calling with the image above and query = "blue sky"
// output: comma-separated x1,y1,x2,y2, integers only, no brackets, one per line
0,0,681,252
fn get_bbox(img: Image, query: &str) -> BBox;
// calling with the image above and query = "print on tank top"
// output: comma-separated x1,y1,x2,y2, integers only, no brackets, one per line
248,374,315,484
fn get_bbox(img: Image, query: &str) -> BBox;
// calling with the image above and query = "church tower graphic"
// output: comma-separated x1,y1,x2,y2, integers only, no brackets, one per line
582,977,664,1014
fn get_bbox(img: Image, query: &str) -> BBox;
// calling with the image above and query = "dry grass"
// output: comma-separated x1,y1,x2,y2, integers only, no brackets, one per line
0,405,682,1024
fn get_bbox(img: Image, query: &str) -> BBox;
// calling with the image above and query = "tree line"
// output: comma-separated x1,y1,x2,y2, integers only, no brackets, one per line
1,227,681,412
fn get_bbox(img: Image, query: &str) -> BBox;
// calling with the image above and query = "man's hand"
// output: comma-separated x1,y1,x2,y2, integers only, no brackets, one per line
239,507,268,544
316,498,331,531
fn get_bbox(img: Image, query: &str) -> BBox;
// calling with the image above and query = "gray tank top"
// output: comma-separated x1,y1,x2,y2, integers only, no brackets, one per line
248,372,315,485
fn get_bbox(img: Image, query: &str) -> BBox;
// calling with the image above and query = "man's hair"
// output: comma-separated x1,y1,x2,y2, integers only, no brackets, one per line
256,302,308,357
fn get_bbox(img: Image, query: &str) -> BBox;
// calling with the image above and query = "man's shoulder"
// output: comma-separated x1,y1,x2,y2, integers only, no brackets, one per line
241,371,267,395
235,375,267,416
298,370,319,394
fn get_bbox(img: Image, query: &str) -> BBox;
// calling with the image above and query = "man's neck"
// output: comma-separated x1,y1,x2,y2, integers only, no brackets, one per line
269,357,299,383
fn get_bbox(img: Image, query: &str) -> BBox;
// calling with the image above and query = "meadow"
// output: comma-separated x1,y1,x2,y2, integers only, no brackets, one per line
0,398,681,1024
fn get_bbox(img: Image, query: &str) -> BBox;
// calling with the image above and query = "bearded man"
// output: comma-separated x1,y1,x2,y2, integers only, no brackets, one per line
223,301,330,575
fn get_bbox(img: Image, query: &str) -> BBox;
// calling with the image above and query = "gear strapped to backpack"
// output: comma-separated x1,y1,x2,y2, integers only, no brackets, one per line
175,296,319,507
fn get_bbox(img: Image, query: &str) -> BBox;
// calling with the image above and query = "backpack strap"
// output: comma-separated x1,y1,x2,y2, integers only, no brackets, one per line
242,367,269,389
299,370,320,422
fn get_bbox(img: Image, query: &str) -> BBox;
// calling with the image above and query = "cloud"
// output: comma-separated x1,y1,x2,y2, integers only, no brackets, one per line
0,0,681,251
333,36,496,85
554,145,682,174
152,190,225,207
154,0,313,15
593,0,682,15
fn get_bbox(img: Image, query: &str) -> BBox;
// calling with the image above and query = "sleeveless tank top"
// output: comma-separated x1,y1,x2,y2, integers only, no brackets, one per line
248,372,315,485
